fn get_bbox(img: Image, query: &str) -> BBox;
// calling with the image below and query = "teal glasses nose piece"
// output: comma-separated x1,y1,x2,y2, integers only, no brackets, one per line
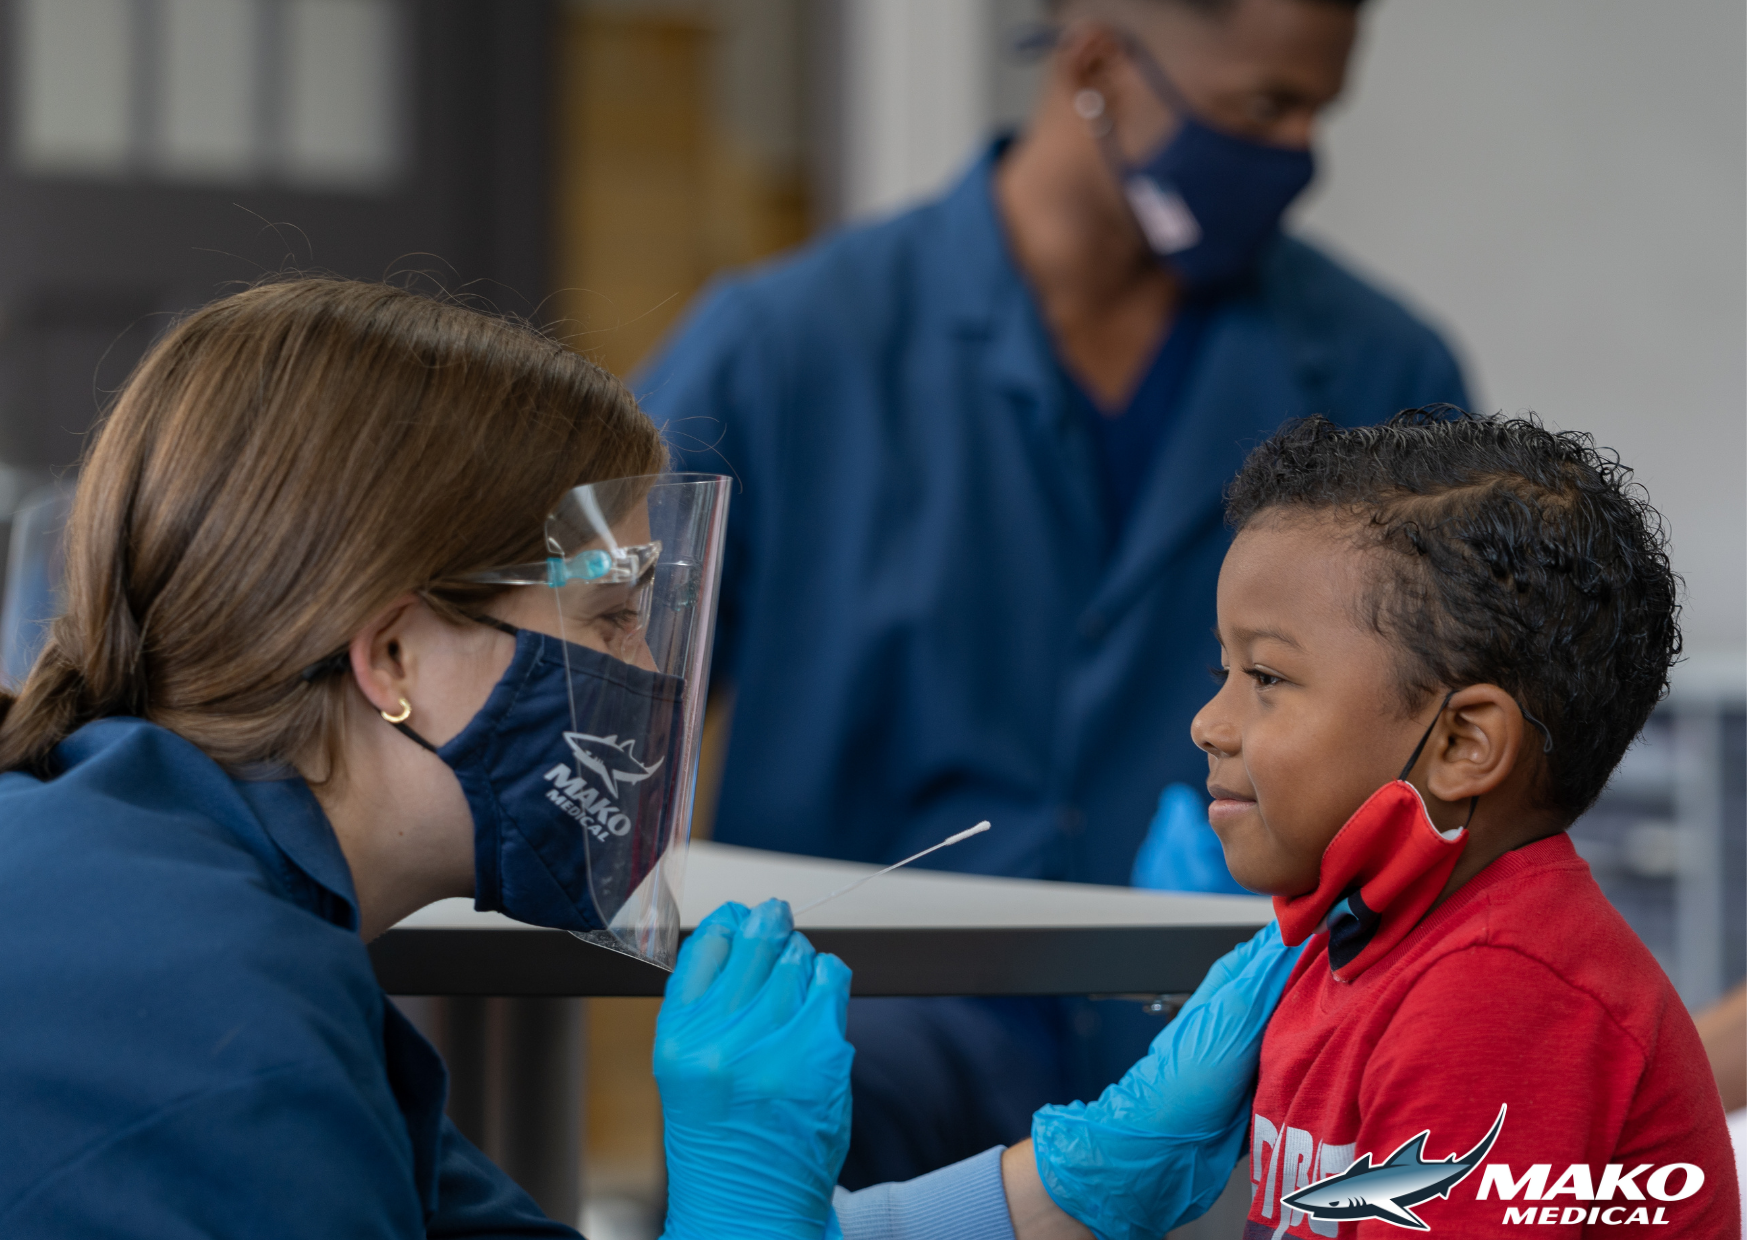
545,549,614,588
467,540,658,590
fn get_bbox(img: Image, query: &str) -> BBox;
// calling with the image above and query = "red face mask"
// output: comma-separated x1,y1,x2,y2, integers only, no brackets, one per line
1272,691,1470,982
1272,692,1555,982
1273,780,1467,982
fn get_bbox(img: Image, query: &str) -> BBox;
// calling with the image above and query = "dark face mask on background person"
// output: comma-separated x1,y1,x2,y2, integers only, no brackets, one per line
1091,33,1316,293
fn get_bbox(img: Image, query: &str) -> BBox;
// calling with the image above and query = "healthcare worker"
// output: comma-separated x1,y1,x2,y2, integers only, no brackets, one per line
639,0,1467,1183
0,276,1296,1238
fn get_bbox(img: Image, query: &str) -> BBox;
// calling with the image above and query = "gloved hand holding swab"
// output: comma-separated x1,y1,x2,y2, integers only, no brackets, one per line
793,821,991,916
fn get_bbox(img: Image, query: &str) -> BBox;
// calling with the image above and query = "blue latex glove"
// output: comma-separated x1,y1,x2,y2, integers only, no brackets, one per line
654,898,854,1240
1031,921,1301,1240
1131,783,1253,895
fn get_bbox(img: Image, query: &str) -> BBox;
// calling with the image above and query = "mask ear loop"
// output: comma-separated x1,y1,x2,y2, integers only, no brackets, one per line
1519,703,1555,754
1110,29,1196,120
1395,689,1478,831
1399,691,1557,832
381,698,440,755
1076,32,1194,170
1396,689,1457,783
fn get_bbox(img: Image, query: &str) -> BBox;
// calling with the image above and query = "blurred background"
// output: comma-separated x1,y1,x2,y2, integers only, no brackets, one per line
0,1,1740,1236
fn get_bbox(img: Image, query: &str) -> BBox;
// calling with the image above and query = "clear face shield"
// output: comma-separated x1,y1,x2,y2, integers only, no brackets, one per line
463,473,730,968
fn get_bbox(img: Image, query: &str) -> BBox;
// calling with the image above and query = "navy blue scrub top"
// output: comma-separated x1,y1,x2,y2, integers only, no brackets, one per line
0,717,575,1239
1066,302,1213,538
640,139,1468,887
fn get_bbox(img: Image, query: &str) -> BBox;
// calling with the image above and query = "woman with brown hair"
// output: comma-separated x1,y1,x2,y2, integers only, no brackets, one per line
0,277,852,1238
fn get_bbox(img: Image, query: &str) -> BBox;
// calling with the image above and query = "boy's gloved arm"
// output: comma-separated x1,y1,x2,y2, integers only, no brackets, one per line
654,899,855,1240
1027,922,1301,1240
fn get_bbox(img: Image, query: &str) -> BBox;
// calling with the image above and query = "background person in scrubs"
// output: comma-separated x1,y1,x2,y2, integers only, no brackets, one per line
639,0,1468,1186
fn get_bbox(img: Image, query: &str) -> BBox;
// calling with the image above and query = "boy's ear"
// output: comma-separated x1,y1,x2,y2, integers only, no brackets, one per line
1424,684,1526,808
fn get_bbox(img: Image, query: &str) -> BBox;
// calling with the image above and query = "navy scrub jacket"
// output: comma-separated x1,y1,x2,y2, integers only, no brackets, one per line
0,717,573,1238
640,142,1469,886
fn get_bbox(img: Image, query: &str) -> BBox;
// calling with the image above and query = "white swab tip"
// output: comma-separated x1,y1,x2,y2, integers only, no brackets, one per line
943,821,992,846
791,820,993,916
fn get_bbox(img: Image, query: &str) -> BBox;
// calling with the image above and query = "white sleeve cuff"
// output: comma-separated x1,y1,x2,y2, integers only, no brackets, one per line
830,1146,1015,1240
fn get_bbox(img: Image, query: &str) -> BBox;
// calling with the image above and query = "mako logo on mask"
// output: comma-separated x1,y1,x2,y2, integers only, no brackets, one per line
542,731,663,841
1258,1106,1705,1233
565,731,664,796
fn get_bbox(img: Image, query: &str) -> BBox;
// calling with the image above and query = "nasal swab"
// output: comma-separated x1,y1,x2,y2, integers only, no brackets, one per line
793,821,992,916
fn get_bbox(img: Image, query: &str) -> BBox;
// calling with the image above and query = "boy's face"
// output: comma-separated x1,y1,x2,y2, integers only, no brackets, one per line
1191,512,1433,897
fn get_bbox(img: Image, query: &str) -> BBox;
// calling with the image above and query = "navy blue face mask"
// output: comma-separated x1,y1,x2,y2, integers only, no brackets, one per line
387,618,686,933
1106,36,1315,292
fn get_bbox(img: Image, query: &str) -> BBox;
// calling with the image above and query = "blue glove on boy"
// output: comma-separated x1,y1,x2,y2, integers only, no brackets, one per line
1030,921,1301,1240
654,898,854,1240
1131,783,1254,895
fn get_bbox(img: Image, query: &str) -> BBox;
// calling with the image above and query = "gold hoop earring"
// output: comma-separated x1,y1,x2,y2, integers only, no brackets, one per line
381,698,412,724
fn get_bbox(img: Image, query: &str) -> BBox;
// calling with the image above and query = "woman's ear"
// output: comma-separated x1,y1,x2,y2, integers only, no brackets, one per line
346,595,419,716
1424,684,1525,807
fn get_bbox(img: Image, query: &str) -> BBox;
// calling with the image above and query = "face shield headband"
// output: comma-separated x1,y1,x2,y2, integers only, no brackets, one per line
302,473,732,969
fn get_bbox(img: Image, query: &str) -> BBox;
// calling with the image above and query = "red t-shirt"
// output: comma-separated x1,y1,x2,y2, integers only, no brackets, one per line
1245,833,1739,1238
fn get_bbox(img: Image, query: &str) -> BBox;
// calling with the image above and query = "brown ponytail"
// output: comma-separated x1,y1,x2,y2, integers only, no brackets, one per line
0,278,666,776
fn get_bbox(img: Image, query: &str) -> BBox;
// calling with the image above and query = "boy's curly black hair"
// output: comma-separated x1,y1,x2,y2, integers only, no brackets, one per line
1224,408,1681,821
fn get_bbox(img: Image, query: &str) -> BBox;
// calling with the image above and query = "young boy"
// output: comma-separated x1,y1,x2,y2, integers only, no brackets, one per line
1192,411,1738,1237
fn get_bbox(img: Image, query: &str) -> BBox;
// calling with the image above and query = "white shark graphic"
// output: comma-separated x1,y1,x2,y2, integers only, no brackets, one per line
1279,1105,1507,1231
563,732,663,799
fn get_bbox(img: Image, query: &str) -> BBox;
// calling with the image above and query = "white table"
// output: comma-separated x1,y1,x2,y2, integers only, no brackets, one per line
373,840,1272,997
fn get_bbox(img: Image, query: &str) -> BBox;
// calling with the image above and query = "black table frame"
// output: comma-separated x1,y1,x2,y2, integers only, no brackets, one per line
371,921,1266,997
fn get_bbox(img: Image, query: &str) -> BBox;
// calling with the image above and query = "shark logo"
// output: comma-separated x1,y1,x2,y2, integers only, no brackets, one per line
1280,1106,1507,1231
563,732,663,798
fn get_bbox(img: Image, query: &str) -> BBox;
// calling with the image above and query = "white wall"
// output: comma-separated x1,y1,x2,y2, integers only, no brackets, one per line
1294,0,1745,661
839,0,990,218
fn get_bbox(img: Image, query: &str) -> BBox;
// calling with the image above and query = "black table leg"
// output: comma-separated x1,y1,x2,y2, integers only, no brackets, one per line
402,996,586,1226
